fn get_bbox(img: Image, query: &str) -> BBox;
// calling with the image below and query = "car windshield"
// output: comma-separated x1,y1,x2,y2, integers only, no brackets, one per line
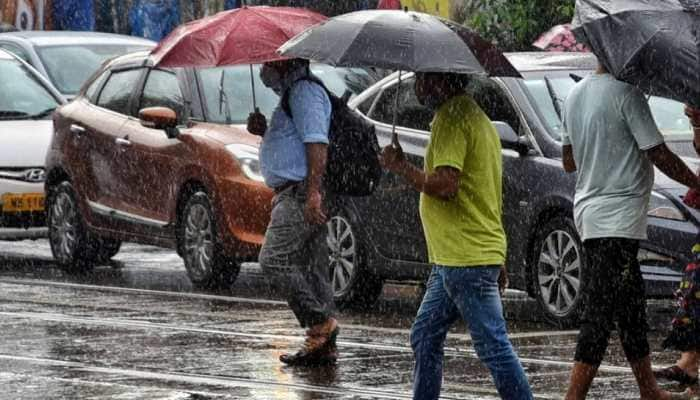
36,44,152,95
523,75,693,143
0,58,59,121
198,64,375,125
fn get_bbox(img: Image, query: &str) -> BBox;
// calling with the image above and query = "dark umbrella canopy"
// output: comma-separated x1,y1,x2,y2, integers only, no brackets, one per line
279,10,521,77
572,0,700,106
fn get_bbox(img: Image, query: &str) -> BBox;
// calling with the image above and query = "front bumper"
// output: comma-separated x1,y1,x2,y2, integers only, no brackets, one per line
214,175,273,260
641,215,697,297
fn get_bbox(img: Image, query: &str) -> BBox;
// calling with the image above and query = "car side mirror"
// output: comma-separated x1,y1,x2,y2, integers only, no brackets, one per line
139,107,179,138
494,121,529,156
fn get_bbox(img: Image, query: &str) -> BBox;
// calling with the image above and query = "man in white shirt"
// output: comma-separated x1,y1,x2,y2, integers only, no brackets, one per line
562,62,700,400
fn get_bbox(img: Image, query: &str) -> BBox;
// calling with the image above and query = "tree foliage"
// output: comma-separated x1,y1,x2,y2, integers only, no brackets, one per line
460,0,575,52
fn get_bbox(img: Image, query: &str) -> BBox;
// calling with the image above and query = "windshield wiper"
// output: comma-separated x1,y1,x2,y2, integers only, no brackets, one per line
0,110,30,119
544,76,563,120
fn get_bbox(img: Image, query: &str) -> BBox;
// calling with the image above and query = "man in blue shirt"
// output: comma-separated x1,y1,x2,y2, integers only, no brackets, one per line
247,58,338,366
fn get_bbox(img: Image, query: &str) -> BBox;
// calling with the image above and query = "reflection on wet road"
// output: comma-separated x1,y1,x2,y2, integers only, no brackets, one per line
0,240,686,399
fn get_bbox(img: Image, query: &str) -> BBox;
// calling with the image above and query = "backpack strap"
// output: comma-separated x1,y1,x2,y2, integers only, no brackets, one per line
281,75,332,119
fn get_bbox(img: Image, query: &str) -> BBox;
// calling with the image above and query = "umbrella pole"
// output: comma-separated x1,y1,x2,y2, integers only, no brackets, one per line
391,71,402,148
249,64,258,112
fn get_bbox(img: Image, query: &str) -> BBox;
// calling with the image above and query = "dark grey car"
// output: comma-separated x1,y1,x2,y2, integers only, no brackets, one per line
329,52,698,326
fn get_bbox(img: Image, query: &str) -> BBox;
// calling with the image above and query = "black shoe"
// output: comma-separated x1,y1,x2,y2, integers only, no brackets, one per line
655,366,700,386
280,327,340,366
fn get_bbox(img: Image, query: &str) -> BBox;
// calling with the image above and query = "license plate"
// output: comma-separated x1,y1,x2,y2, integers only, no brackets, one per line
2,193,45,212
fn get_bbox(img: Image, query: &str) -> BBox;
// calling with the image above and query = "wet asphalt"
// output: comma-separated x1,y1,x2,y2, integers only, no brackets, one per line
0,239,690,399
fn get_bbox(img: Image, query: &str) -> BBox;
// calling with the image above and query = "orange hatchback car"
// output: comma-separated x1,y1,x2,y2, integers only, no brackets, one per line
45,51,374,288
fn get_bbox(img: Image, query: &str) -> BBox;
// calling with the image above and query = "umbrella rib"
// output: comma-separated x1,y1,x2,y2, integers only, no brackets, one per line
618,26,664,76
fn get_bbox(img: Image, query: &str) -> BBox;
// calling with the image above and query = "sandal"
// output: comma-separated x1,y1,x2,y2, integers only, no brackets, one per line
655,366,700,386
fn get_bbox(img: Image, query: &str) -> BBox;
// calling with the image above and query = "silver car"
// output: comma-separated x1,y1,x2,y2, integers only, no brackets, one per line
0,31,155,99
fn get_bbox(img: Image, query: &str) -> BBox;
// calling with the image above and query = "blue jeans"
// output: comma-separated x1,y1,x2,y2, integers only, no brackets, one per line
410,266,533,400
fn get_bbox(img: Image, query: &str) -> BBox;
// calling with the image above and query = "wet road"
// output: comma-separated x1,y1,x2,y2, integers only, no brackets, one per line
0,240,688,399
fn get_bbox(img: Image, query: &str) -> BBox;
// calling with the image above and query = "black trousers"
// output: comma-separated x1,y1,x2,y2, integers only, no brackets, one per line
574,238,650,366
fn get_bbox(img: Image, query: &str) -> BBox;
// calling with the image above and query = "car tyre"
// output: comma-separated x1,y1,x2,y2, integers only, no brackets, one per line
178,191,240,290
47,181,96,272
326,209,383,309
94,238,121,263
530,215,586,328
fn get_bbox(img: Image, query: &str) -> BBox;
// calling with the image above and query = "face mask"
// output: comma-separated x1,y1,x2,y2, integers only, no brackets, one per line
260,65,282,93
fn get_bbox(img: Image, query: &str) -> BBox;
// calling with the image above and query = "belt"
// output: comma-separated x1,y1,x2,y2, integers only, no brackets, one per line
273,181,302,194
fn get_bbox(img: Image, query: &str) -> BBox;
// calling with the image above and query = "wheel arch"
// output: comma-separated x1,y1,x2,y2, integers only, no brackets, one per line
175,179,209,229
44,167,71,192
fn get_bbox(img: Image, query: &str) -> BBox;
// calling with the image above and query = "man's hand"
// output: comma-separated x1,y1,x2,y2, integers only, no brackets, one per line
247,110,267,136
685,105,700,127
304,189,327,225
498,266,508,296
380,144,406,173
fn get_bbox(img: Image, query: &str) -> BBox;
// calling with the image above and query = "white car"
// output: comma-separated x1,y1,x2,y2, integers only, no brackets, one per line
0,31,155,100
0,49,64,240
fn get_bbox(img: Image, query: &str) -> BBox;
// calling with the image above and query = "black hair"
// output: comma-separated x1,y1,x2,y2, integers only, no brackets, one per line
422,72,471,91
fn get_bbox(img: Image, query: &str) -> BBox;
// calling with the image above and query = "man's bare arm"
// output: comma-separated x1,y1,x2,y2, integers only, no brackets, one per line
562,145,577,173
304,143,328,225
647,143,700,190
381,145,460,200
305,143,327,194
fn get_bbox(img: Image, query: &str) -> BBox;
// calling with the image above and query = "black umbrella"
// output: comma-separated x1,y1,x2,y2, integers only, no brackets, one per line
279,10,520,145
572,0,700,106
279,10,520,77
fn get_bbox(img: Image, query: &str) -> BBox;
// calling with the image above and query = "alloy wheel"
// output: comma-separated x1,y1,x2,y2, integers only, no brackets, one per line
326,216,357,296
49,191,78,262
537,230,582,317
183,203,214,281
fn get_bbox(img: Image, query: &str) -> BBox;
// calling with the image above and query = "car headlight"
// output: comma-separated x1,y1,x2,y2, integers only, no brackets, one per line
648,190,686,221
225,144,264,183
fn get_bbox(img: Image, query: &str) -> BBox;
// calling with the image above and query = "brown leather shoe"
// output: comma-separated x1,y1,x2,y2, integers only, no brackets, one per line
280,319,339,366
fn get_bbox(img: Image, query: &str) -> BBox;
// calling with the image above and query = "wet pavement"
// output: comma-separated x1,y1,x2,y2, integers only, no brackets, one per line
0,239,689,399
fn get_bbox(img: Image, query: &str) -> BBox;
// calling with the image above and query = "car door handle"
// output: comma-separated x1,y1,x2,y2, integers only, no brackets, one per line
70,124,86,136
115,138,131,147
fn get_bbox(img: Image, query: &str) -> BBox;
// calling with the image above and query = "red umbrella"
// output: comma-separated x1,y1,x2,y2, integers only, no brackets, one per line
151,6,327,68
377,0,402,10
533,24,589,53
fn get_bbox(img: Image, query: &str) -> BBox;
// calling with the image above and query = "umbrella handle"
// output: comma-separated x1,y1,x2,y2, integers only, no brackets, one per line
391,71,402,148
250,64,257,111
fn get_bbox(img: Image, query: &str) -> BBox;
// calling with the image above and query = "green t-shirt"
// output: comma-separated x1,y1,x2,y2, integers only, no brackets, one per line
419,94,506,267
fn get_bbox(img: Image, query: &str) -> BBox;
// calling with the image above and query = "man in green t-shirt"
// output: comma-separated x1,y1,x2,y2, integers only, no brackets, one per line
382,72,532,400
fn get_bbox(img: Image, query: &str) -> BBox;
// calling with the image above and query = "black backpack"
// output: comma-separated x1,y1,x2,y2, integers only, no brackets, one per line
282,76,382,197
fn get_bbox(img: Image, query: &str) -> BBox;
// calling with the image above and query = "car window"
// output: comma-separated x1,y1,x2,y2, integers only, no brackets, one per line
84,69,110,103
139,69,185,123
0,43,30,63
198,64,374,124
357,91,378,116
465,77,522,135
523,75,692,142
369,77,433,132
522,77,576,141
36,44,153,95
97,69,143,115
0,58,59,120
